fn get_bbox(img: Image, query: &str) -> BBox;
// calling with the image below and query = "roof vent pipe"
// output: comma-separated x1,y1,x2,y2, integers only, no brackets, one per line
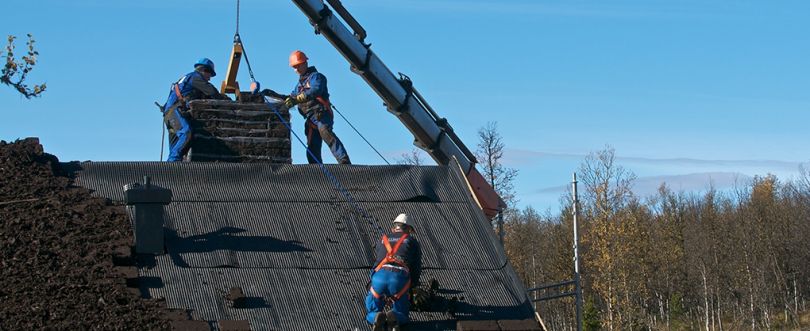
123,176,172,254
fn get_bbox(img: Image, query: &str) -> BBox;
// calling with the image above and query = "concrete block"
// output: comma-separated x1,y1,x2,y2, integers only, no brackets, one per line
457,320,501,331
498,319,542,330
171,320,210,331
226,287,247,308
218,320,251,331
114,266,139,288
164,308,191,321
111,245,133,266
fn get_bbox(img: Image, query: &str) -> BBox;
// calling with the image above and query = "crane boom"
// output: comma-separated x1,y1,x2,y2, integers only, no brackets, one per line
291,0,505,217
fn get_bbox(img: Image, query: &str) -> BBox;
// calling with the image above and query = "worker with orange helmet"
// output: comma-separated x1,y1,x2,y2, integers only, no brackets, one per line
365,213,422,330
284,50,351,164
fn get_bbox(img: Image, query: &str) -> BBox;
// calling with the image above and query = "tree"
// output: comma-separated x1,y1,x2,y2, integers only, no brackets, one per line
475,121,518,209
509,146,810,330
583,296,603,331
577,145,636,217
475,121,518,242
396,148,426,166
577,146,637,331
2,34,45,98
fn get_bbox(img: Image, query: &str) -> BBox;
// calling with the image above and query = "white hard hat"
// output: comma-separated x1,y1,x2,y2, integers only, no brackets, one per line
393,213,408,226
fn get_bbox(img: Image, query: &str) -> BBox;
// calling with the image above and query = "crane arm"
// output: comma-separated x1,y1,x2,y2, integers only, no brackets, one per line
291,0,505,217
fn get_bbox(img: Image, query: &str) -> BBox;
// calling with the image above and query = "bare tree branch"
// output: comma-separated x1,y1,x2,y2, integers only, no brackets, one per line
475,121,519,210
396,148,426,166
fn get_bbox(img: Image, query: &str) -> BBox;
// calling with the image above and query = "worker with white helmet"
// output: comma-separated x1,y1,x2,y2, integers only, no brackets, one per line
365,213,422,330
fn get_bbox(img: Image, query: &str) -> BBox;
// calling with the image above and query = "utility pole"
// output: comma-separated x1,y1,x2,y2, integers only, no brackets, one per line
526,174,585,330
498,211,505,245
572,173,583,331
532,256,538,311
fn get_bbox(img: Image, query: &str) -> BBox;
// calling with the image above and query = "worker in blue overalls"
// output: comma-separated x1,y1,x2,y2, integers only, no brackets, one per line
162,58,229,162
283,50,351,164
366,213,422,331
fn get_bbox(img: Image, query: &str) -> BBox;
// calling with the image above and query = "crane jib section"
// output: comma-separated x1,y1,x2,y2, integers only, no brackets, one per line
291,0,475,170
291,0,505,216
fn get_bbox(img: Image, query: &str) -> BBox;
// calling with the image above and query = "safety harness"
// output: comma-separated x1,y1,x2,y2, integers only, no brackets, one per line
369,233,412,302
297,68,334,121
162,82,188,135
173,83,185,104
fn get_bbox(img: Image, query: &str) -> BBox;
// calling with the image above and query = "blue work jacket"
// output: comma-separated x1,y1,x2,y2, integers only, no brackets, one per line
374,231,422,285
163,70,225,113
291,66,329,101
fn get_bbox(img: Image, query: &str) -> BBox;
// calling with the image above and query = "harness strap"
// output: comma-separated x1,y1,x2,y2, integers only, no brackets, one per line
368,277,412,301
316,96,333,116
394,279,412,300
374,233,409,272
382,234,392,252
370,286,381,299
173,83,185,102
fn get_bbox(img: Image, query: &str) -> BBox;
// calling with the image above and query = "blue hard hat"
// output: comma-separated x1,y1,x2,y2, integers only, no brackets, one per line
194,58,216,77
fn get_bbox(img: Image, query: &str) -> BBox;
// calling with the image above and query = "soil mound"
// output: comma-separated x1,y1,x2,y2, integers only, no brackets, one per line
0,138,169,330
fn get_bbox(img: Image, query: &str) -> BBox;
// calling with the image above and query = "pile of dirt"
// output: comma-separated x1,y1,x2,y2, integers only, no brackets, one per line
0,138,169,330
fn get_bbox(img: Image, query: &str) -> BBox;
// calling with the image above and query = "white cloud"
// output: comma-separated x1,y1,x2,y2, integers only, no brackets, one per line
505,148,804,173
534,171,753,197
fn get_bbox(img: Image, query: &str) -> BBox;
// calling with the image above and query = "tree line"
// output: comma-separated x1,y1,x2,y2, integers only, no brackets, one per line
500,147,810,330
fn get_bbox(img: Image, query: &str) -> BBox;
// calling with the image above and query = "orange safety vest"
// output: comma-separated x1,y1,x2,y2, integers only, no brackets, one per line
369,233,412,301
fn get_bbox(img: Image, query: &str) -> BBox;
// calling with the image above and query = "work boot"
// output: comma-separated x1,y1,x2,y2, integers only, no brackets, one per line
372,312,386,331
385,311,399,331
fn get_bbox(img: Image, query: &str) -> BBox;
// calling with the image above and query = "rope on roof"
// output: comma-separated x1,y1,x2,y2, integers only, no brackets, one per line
266,100,386,245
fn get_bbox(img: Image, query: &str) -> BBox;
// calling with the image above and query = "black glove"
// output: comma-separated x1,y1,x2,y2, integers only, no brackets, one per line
260,89,288,100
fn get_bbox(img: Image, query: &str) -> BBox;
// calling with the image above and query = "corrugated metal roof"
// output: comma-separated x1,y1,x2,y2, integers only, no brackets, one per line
158,202,505,270
139,263,531,331
75,162,469,204
73,162,533,330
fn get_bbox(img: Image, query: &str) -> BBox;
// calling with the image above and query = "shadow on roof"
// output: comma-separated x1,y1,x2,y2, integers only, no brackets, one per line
164,227,312,268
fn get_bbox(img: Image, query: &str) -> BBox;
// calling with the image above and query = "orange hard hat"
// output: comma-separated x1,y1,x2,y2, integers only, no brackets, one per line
289,50,308,67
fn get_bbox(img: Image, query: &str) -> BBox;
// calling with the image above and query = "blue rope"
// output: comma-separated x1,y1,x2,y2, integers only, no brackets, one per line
266,98,385,238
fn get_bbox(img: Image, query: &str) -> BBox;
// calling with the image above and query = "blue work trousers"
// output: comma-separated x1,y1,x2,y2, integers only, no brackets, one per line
305,114,350,164
365,268,411,325
166,108,192,162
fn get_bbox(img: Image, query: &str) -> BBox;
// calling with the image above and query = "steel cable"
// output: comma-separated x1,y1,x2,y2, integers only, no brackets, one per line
266,99,386,243
331,104,390,165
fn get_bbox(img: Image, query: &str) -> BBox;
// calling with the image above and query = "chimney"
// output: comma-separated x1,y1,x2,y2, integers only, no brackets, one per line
186,99,291,163
124,176,172,254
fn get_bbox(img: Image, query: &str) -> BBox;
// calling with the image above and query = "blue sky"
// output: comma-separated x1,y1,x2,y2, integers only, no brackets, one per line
2,0,809,212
